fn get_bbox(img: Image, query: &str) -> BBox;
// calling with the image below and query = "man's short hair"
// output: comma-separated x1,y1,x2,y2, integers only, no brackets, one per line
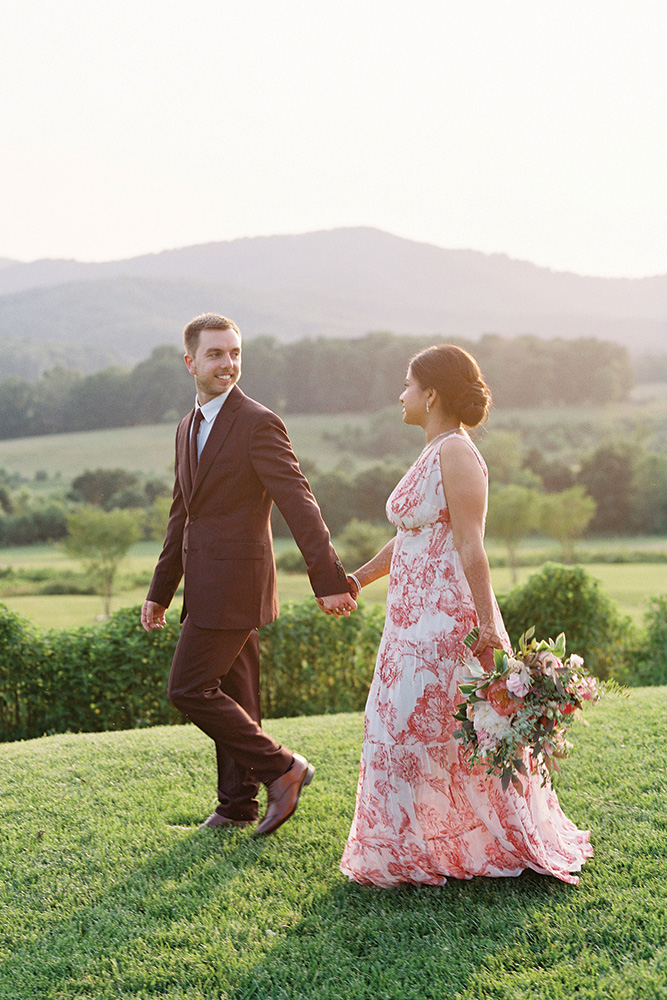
183,313,242,356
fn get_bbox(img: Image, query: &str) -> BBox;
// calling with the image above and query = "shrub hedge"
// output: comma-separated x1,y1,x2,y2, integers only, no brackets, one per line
0,600,383,743
1,563,662,743
497,562,636,680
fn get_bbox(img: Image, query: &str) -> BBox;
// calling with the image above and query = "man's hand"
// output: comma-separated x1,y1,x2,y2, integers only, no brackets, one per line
141,600,167,632
316,592,357,617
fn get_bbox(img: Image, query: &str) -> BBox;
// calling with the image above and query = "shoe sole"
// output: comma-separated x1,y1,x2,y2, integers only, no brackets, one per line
198,819,252,830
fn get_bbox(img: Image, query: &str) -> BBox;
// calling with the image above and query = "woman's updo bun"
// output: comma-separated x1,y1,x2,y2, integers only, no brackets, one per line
409,345,492,427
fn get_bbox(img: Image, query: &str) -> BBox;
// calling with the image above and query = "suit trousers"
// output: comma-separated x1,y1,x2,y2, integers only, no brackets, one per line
168,617,293,821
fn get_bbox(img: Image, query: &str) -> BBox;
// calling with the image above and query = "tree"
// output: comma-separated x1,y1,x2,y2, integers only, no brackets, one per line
523,448,575,492
485,484,542,584
498,563,634,680
336,518,394,568
577,441,636,533
629,452,667,534
63,506,141,616
478,431,524,484
69,468,139,507
351,463,407,523
539,486,596,562
145,495,173,542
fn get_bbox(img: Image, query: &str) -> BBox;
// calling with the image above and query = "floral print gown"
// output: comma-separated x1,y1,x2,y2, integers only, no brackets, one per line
340,433,593,887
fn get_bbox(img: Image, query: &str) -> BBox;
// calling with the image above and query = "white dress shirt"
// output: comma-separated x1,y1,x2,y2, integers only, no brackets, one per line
191,388,233,460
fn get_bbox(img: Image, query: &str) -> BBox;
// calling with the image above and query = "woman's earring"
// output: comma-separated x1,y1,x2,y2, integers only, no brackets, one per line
426,399,430,413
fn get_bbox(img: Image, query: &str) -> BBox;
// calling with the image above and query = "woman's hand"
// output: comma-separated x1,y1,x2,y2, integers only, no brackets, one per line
317,592,357,617
472,622,505,670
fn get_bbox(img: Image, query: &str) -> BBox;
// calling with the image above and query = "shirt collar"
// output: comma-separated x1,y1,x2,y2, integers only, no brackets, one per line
195,387,233,423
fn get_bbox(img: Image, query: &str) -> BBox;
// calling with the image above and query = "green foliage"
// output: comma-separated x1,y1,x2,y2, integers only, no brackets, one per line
335,518,394,570
498,563,635,681
274,547,308,574
523,447,576,492
145,495,173,542
485,483,543,584
0,604,45,741
576,440,637,533
260,600,384,718
630,451,667,534
0,498,68,547
616,595,667,687
64,505,142,615
0,333,634,441
0,600,384,742
539,485,597,562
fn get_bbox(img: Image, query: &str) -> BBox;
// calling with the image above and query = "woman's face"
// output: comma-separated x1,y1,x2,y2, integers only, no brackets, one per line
399,366,429,425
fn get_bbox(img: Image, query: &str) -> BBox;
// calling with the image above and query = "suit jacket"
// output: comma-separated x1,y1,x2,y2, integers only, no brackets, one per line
147,385,346,629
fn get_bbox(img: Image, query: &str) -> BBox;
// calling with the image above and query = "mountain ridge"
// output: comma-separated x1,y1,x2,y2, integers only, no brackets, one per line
0,228,664,362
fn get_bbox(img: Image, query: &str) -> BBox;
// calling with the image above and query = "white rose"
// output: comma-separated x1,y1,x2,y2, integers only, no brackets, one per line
471,701,512,741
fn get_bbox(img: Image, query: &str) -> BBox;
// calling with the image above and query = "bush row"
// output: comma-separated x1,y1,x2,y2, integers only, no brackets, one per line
1,564,663,744
0,601,384,743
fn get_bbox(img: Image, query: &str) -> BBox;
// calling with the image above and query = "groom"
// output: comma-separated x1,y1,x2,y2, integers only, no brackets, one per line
141,313,356,834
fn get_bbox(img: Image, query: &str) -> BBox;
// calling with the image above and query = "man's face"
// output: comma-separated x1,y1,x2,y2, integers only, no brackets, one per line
184,327,242,404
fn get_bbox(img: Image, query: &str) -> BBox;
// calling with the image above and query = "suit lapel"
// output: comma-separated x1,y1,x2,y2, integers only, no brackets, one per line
177,409,196,500
190,385,243,499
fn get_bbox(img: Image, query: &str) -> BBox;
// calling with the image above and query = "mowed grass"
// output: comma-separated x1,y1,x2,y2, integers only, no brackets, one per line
1,689,666,999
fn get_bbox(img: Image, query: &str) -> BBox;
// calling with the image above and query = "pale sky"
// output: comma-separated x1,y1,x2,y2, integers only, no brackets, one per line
1,0,666,277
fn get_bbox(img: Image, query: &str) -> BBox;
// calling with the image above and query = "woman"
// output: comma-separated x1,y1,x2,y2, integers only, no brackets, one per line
340,345,592,887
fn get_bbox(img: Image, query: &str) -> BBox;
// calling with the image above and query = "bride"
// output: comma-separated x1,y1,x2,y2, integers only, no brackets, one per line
340,344,593,887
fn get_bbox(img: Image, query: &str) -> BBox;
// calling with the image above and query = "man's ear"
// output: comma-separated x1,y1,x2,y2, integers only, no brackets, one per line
184,353,195,375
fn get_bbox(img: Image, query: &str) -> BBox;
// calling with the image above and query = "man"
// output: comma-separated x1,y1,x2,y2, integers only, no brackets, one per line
141,313,356,835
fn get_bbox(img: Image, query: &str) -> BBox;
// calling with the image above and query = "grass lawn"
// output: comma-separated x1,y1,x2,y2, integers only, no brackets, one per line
1,689,666,999
0,413,371,481
1,548,664,630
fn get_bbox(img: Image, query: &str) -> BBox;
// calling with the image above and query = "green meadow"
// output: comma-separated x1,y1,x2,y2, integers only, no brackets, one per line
2,689,666,999
0,538,664,629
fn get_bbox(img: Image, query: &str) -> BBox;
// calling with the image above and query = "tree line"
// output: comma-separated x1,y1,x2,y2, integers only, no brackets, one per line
0,333,634,440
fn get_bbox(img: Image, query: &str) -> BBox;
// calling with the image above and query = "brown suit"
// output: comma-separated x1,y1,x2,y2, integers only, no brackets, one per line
148,385,346,820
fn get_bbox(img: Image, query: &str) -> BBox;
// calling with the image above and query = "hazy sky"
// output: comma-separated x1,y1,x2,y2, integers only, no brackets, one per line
2,1,666,277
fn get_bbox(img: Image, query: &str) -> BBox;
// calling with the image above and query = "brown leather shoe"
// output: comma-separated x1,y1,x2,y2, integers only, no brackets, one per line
255,753,315,836
198,813,252,830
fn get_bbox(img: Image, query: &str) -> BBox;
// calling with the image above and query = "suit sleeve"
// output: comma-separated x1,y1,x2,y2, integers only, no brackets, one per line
249,412,347,597
146,450,187,609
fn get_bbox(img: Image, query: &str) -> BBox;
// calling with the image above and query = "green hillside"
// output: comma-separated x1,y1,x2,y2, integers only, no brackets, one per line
0,413,358,478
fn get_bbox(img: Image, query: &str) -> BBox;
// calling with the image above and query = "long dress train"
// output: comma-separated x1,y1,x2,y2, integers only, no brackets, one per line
340,433,593,887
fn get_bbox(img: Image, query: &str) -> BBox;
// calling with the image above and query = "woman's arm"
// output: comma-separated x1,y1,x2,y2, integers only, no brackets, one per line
347,537,396,598
439,437,505,655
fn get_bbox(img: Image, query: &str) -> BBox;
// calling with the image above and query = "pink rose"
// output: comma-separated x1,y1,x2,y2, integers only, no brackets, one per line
506,671,530,698
486,679,520,717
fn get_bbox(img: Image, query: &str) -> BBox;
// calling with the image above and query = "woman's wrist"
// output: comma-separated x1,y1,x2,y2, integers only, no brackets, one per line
347,572,362,597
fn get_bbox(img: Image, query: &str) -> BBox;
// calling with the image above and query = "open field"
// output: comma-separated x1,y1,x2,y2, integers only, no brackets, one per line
1,537,664,629
2,691,667,999
0,413,370,480
1,381,665,482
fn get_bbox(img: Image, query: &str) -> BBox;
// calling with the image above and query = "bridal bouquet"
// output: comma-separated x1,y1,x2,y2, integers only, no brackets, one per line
453,627,600,793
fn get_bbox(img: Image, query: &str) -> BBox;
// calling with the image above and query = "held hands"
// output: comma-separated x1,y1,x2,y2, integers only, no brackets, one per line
141,600,167,632
316,592,357,617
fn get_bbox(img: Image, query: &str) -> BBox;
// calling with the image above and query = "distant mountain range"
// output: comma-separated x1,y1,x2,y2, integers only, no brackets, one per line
0,228,665,371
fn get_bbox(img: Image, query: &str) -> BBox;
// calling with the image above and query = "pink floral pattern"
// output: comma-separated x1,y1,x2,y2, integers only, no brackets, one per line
340,435,593,888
